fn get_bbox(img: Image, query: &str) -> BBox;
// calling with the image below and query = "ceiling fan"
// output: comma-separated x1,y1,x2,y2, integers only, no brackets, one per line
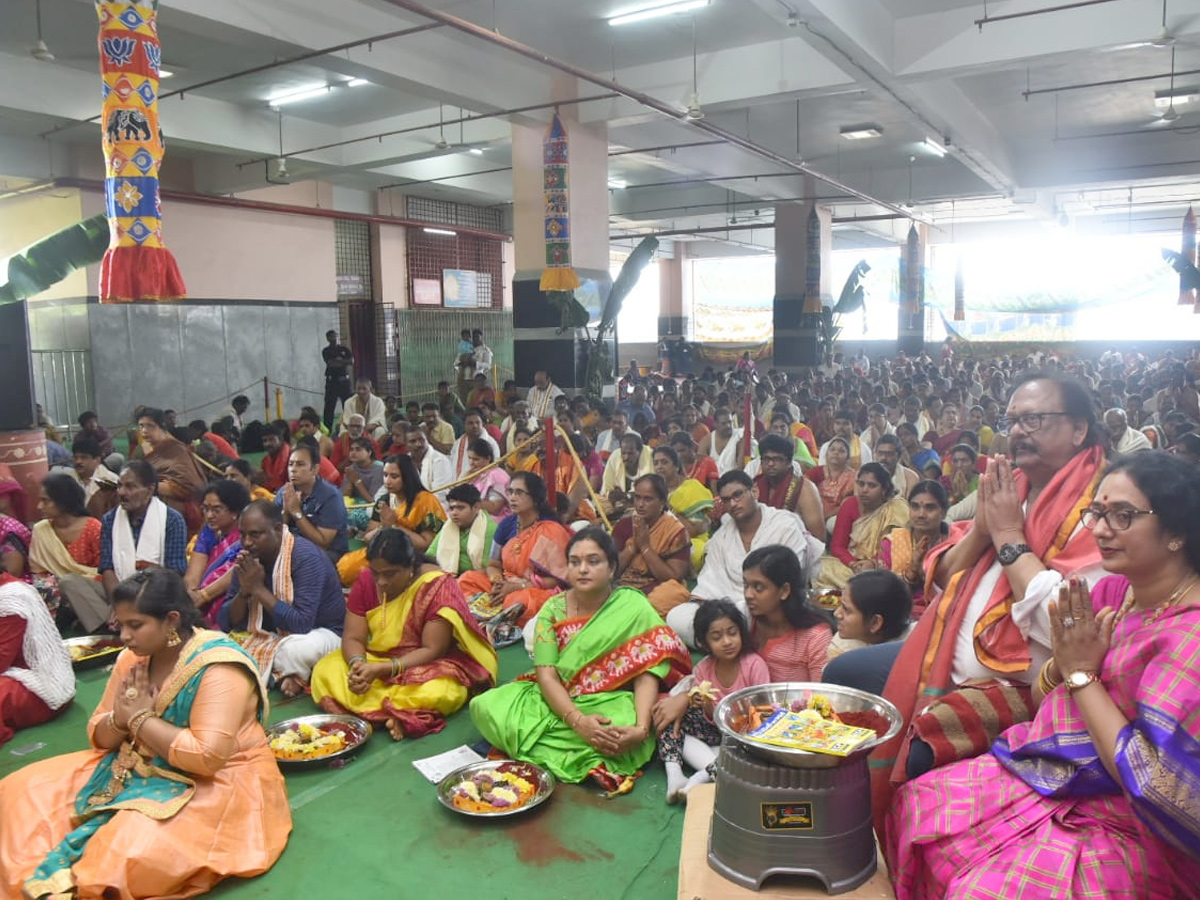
30,0,54,61
1148,47,1195,125
1109,0,1200,52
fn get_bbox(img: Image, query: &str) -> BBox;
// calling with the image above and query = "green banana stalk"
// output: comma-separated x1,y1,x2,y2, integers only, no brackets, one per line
0,214,110,304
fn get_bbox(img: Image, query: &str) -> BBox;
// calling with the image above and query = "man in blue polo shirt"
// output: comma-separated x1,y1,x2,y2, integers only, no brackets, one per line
274,436,348,564
220,500,346,696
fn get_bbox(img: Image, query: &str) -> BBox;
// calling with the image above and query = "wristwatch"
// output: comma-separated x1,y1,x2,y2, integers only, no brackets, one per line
997,542,1031,566
1065,670,1100,692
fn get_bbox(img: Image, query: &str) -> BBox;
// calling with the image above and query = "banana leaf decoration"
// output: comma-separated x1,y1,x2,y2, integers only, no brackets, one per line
584,235,659,401
599,236,659,341
1163,248,1200,292
833,260,870,314
0,214,110,304
547,289,591,332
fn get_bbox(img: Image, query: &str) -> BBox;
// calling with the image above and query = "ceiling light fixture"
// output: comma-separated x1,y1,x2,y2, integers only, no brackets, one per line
1154,87,1200,108
468,147,485,155
268,84,331,107
347,78,370,87
158,69,175,79
840,124,883,140
609,0,710,27
608,179,628,189
423,227,458,236
922,137,947,157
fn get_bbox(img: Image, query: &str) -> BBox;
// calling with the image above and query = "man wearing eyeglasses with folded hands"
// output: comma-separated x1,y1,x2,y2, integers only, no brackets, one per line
856,370,1109,830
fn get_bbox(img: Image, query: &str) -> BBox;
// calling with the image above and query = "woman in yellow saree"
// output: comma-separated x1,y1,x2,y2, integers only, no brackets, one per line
337,455,445,587
458,472,571,627
815,462,910,592
312,529,496,740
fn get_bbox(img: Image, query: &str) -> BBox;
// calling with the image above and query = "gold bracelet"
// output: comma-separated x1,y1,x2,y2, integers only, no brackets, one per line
128,709,156,744
107,710,128,734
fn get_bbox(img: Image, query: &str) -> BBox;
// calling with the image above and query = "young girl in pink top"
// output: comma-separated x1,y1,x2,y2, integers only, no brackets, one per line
744,544,835,682
652,598,770,803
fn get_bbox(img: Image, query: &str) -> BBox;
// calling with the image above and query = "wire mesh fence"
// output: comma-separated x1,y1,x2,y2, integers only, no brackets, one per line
395,309,513,403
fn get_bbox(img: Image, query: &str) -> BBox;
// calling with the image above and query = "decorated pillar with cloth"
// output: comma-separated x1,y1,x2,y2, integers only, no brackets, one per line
95,0,186,302
539,112,580,292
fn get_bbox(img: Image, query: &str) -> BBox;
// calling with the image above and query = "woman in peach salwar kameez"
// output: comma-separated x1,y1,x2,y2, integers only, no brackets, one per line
459,472,570,627
0,569,291,900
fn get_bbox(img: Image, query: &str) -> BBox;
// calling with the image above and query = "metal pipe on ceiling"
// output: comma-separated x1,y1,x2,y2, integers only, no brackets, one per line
49,177,511,241
608,140,724,157
1024,67,1200,99
373,0,915,220
975,0,1121,30
237,93,617,168
38,22,444,140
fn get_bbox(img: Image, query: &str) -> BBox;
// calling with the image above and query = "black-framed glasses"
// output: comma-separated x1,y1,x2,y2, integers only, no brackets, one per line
1081,505,1154,532
1004,411,1070,433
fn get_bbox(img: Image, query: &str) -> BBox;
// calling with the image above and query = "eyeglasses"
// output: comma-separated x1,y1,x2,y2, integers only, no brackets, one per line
506,488,530,498
1080,505,1154,532
1004,411,1069,433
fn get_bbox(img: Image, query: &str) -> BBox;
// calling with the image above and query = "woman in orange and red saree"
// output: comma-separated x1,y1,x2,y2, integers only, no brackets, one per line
470,527,691,789
311,529,496,740
885,452,1200,900
0,569,290,899
137,408,207,536
459,472,571,627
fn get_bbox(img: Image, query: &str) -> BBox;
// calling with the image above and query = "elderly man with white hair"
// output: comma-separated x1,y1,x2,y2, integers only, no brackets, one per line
1104,407,1151,455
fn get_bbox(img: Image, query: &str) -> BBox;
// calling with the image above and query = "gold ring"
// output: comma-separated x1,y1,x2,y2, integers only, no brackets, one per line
124,687,139,700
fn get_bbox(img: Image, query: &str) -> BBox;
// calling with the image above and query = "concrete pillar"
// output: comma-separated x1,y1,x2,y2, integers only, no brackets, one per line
511,106,611,393
773,187,832,372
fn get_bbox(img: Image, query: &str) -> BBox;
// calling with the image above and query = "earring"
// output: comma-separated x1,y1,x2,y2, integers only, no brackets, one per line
1170,542,1182,552
166,628,181,647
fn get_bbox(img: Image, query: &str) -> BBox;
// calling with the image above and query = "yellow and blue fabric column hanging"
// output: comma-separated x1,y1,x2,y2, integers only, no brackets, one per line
803,205,822,313
1180,206,1196,307
539,112,581,292
902,224,923,327
95,0,186,303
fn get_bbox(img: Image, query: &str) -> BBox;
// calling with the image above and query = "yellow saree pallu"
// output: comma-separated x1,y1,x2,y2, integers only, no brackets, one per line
668,478,713,574
337,491,446,587
815,496,909,591
311,570,496,737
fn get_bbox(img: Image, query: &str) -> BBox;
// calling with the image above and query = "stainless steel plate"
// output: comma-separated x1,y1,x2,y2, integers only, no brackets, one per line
437,759,555,818
64,636,125,670
265,714,373,767
713,682,903,769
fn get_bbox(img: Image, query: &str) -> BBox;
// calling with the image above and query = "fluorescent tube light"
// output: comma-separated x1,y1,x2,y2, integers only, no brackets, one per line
840,124,883,140
347,78,370,88
609,0,710,27
468,147,485,155
1155,87,1199,108
423,227,458,236
923,137,947,157
268,84,331,107
158,69,174,79
608,179,628,189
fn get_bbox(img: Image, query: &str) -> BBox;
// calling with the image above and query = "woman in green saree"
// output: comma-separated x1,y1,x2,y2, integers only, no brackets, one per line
0,569,291,899
470,526,691,791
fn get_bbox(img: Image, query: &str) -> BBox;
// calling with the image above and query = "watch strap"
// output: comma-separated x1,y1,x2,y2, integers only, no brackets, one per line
998,542,1031,565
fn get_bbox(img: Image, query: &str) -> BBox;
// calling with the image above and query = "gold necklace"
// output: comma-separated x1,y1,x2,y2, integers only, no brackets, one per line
1118,573,1199,627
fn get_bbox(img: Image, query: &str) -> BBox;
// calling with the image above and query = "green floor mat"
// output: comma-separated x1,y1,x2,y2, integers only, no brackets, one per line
2,645,687,899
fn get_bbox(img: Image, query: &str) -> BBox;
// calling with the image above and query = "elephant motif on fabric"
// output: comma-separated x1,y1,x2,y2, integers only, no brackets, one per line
105,109,153,144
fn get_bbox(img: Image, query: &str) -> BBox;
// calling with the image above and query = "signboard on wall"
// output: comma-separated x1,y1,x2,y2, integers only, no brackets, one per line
443,269,480,308
336,274,366,298
412,278,442,306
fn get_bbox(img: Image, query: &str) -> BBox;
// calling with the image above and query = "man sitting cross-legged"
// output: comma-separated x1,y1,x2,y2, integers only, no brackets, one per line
219,500,346,696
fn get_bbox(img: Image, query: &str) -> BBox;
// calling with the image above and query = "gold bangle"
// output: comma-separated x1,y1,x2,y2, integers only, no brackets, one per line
128,709,156,744
107,710,128,734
